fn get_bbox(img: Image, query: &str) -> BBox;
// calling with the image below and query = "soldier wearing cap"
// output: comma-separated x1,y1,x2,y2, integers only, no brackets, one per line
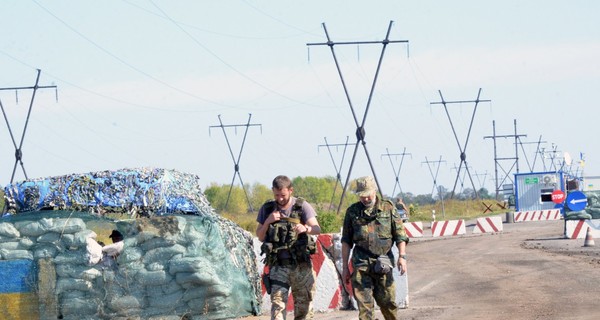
341,176,409,320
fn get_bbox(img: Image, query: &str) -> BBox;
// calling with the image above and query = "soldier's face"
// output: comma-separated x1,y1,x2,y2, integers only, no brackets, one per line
273,187,293,206
359,191,376,207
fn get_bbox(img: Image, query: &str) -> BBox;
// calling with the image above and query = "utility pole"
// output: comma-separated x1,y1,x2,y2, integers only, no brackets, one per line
381,147,411,199
318,136,352,210
0,69,58,183
483,119,526,200
307,20,409,214
517,135,547,173
209,114,262,212
422,156,447,219
430,88,490,199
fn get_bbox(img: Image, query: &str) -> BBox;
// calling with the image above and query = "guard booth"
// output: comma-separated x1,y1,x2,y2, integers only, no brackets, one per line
514,171,567,212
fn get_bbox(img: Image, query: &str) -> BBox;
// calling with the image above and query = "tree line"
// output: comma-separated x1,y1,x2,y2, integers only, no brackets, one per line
203,175,494,215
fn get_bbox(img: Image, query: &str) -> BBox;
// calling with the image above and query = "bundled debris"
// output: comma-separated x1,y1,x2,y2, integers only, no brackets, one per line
0,168,262,319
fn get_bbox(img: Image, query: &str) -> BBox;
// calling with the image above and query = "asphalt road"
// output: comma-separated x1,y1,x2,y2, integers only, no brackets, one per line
241,218,600,320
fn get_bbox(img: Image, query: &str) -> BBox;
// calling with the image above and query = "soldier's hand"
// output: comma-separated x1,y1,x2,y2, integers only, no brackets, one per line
267,211,281,224
293,224,310,234
398,257,407,275
342,268,351,284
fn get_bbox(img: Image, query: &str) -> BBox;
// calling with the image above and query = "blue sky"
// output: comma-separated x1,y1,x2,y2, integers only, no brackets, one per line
0,0,598,197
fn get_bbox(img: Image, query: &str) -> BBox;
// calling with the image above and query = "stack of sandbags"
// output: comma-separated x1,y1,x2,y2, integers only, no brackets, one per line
0,212,261,319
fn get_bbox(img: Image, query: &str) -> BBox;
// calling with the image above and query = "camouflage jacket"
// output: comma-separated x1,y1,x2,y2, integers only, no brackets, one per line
341,197,409,264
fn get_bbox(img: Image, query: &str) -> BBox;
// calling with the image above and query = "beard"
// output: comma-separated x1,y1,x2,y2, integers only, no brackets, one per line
361,198,375,208
276,197,291,207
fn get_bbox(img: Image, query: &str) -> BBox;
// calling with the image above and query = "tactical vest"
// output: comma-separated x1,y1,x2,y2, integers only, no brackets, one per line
351,199,395,256
260,197,316,266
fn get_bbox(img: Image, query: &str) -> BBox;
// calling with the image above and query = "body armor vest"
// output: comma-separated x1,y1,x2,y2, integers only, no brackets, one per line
351,199,395,256
261,198,316,266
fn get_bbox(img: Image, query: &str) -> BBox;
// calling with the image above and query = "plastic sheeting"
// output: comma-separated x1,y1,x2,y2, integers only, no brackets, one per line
2,167,213,217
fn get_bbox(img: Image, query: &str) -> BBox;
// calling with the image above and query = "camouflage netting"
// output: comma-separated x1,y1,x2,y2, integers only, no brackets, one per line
3,167,214,217
0,168,261,319
565,190,600,220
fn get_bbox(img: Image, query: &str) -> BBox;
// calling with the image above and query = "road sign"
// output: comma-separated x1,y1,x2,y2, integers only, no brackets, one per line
566,191,587,211
525,177,539,184
551,190,566,204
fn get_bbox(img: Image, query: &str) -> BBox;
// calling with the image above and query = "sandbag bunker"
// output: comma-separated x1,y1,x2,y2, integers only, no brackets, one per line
0,168,261,319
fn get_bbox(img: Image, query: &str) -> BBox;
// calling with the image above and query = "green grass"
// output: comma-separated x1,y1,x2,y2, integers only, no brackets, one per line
224,199,510,233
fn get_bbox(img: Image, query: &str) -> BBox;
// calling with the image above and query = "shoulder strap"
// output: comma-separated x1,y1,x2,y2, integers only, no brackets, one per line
263,200,277,215
293,197,305,211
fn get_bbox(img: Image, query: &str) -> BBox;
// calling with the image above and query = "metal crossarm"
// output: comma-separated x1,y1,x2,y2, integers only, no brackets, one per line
0,69,58,183
307,20,409,213
318,136,352,209
209,113,262,212
381,147,411,198
430,88,490,199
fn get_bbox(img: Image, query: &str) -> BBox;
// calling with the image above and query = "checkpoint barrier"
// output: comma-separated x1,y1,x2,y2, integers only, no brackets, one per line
472,216,503,234
513,209,562,222
253,233,409,314
253,235,342,314
404,221,424,238
565,219,600,239
431,220,466,237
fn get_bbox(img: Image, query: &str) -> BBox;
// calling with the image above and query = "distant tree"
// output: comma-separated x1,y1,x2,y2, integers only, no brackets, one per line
250,182,273,212
204,183,248,214
412,194,435,206
292,176,332,205
478,187,493,199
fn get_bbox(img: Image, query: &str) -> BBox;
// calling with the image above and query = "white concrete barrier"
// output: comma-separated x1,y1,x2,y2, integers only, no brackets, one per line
404,222,424,238
514,209,562,222
565,219,600,239
431,220,466,237
472,216,503,234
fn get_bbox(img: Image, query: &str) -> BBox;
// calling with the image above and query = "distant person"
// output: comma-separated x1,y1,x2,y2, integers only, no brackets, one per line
256,175,321,320
395,197,409,220
101,230,124,269
341,176,409,320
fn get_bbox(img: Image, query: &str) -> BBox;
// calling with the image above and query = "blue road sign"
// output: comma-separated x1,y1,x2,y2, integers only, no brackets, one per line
566,191,587,211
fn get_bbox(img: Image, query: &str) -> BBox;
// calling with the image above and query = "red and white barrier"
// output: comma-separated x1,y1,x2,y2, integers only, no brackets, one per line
513,209,562,222
431,220,466,237
472,216,503,234
565,219,600,239
254,233,410,314
253,234,342,314
404,221,424,238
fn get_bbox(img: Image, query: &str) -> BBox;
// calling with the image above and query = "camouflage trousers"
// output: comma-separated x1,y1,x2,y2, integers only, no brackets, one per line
351,265,398,320
269,261,316,320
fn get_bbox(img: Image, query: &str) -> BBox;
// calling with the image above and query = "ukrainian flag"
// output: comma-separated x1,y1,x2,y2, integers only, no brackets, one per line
0,260,40,320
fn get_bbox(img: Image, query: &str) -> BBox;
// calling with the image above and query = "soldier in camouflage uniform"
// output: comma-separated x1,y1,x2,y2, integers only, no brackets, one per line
256,175,322,320
341,176,409,320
